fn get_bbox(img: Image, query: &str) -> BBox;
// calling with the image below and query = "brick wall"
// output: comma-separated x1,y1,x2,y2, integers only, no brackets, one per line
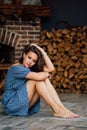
0,18,41,62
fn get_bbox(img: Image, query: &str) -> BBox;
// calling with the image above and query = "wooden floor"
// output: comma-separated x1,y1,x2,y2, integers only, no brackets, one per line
0,93,87,130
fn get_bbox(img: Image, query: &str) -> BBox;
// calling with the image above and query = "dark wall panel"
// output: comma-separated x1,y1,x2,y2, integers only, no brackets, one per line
42,0,87,31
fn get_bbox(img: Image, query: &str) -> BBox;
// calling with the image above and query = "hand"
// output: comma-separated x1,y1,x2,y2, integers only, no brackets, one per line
30,43,40,48
48,73,52,79
30,43,45,54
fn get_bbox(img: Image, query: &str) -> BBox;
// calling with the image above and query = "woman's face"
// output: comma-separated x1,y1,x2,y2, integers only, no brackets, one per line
23,51,38,68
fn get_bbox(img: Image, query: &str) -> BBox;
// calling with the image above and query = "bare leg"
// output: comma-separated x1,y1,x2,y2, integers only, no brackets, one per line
44,78,79,118
26,80,39,107
45,78,65,108
26,80,79,118
26,80,61,115
29,93,39,108
36,80,79,118
36,81,59,113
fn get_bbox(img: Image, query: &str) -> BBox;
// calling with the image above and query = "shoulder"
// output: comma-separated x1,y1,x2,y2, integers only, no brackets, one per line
8,63,31,78
11,63,25,70
11,62,20,67
10,64,30,71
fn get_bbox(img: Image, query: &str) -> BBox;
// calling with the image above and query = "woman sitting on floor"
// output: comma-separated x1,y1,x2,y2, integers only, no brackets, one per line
1,44,79,118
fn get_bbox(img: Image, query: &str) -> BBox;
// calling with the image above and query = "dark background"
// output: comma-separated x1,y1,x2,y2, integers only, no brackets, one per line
41,0,87,31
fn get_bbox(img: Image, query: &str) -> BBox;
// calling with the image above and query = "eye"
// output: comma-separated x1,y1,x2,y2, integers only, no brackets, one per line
28,56,37,63
33,59,37,64
28,56,31,59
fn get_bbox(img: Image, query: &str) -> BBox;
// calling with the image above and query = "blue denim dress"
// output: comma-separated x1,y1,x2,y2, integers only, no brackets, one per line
1,65,40,116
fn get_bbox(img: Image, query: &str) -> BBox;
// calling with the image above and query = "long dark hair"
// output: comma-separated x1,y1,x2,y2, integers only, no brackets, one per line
19,44,44,72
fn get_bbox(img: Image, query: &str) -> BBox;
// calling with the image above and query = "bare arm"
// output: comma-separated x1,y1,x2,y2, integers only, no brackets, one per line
26,71,50,81
42,54,55,72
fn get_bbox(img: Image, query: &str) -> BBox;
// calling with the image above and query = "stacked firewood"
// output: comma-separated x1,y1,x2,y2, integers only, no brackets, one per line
40,26,87,94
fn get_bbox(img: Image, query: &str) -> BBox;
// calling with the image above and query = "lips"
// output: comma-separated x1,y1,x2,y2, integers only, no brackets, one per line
27,63,31,67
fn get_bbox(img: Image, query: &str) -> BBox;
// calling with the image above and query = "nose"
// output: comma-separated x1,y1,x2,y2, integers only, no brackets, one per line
29,59,32,64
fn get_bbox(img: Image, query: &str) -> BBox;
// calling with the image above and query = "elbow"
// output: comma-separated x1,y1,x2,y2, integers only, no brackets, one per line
49,67,55,72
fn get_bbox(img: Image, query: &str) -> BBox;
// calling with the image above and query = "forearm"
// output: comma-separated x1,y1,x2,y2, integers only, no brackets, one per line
38,72,50,80
26,71,50,81
42,51,55,72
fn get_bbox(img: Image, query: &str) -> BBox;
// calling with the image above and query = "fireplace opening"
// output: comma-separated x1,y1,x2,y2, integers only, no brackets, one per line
0,43,15,64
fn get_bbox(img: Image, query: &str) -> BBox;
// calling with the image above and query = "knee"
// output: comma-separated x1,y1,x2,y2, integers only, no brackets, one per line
26,79,45,86
36,80,45,86
26,79,37,86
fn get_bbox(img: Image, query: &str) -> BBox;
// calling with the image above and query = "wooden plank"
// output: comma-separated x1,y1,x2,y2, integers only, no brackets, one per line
0,64,11,70
0,4,51,19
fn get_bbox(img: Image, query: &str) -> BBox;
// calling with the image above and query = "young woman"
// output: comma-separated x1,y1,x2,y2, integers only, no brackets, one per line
1,44,79,118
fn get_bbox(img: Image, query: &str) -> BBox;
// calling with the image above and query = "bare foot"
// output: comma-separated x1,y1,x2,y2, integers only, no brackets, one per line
53,108,80,119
